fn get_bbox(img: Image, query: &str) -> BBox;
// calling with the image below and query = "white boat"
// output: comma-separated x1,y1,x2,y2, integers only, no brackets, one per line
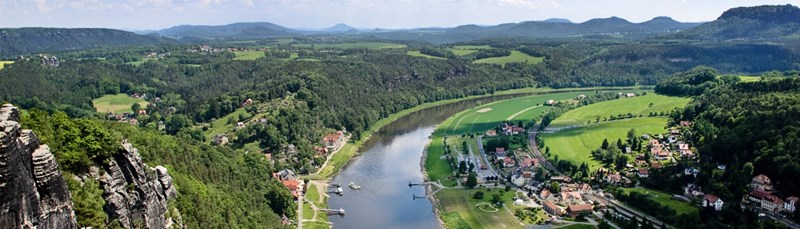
348,182,361,190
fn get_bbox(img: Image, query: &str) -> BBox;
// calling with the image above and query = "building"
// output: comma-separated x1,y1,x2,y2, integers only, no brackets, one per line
273,169,297,181
551,176,573,183
323,131,344,149
560,191,583,205
522,157,539,168
751,174,773,191
748,190,783,213
543,200,564,216
282,180,300,199
485,129,497,136
545,100,557,106
785,196,798,213
212,134,229,146
241,98,253,107
605,174,622,185
625,93,636,98
503,157,516,168
567,204,593,217
703,194,724,211
540,189,554,200
577,95,587,99
637,168,649,178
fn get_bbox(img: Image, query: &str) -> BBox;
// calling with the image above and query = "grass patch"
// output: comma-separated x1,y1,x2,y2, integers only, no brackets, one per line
304,221,329,229
473,51,544,66
556,224,597,229
436,189,523,229
548,93,690,129
294,42,406,49
302,202,314,220
541,117,669,169
92,94,148,114
203,108,250,139
450,45,492,56
233,51,265,60
623,187,698,215
0,60,14,70
407,50,447,60
425,136,456,186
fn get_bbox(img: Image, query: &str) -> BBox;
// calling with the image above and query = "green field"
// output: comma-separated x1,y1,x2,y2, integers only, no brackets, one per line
204,108,251,139
450,45,492,56
293,42,406,49
548,93,691,129
435,91,586,136
473,51,544,66
541,117,669,168
436,189,523,229
556,224,597,229
92,94,149,114
0,61,14,70
623,187,698,215
233,51,265,60
407,50,446,60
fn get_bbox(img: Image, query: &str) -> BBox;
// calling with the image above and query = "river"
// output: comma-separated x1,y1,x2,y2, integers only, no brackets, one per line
328,93,528,229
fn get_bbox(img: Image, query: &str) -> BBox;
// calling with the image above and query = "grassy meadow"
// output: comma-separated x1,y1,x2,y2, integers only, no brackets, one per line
0,61,14,70
436,189,523,229
92,94,149,114
473,51,544,66
407,50,447,59
233,51,266,60
623,187,698,215
541,117,669,168
450,45,492,56
548,93,691,129
293,42,406,49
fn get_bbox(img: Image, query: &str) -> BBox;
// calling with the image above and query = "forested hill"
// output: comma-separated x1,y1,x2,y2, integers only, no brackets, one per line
157,22,296,39
0,28,169,57
677,4,800,40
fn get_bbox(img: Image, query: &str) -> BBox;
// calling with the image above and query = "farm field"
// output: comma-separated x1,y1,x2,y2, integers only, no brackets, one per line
233,51,265,60
293,42,406,49
436,189,523,229
92,94,149,114
0,61,14,70
548,93,690,129
407,50,446,59
623,187,698,215
450,45,492,56
473,51,544,66
435,91,586,136
541,117,669,169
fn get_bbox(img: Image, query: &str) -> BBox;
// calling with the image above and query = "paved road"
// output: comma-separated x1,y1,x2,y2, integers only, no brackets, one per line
527,123,560,174
476,135,501,178
585,193,671,229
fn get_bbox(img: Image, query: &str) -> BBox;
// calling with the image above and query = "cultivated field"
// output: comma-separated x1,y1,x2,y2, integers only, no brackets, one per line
92,94,149,114
0,61,14,70
293,42,406,49
450,45,492,56
541,117,669,168
547,93,691,129
435,91,586,136
473,51,544,66
233,51,265,60
623,187,698,215
436,189,523,229
407,50,446,59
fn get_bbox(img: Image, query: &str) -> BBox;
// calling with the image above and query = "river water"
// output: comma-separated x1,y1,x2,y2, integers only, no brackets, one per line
328,93,527,229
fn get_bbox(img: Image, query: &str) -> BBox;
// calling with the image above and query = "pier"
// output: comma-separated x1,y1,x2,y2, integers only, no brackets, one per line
320,208,346,215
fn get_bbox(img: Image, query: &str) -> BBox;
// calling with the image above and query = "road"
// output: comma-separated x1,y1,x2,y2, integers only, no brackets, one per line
527,123,560,174
476,135,501,178
760,208,800,228
469,143,497,179
585,193,671,229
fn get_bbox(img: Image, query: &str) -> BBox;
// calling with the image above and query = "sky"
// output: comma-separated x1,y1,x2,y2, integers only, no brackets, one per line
0,0,797,31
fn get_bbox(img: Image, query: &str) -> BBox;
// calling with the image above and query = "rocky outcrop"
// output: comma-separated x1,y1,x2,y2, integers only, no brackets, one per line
97,141,179,229
0,104,77,228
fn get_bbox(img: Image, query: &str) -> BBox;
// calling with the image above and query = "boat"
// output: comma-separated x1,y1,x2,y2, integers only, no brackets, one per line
348,182,361,190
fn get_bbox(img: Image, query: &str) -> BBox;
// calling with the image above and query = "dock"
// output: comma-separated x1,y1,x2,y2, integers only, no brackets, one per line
320,208,346,215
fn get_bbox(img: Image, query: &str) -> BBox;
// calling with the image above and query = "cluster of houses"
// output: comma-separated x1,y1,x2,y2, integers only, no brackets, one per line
273,168,303,200
486,123,526,136
743,174,798,214
538,178,595,217
38,54,60,67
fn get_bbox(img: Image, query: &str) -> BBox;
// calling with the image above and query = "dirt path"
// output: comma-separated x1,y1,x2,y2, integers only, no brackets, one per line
506,105,541,120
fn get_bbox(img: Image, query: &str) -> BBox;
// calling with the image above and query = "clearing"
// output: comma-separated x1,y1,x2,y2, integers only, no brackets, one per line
547,93,690,129
293,42,406,49
92,94,149,114
407,50,447,60
0,61,14,70
541,117,669,168
473,51,544,66
450,45,492,56
233,51,265,60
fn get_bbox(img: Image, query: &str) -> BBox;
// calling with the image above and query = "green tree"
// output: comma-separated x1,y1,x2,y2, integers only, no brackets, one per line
602,138,609,149
67,177,108,228
466,173,478,188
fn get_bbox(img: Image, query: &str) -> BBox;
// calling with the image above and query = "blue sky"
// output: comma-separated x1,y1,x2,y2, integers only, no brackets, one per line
0,0,796,30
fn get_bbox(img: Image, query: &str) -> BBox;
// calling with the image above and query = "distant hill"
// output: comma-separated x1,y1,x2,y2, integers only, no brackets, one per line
679,4,800,40
0,28,167,57
624,16,702,33
544,18,573,24
157,22,297,38
325,23,358,32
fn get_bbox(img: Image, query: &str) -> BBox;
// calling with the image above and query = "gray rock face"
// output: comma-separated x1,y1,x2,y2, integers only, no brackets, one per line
0,104,77,228
98,142,178,229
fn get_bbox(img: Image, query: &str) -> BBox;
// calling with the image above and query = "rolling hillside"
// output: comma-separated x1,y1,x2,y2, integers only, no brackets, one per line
0,28,168,57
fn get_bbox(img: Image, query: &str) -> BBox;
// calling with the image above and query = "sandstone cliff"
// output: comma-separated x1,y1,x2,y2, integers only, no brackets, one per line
0,104,77,228
0,104,181,229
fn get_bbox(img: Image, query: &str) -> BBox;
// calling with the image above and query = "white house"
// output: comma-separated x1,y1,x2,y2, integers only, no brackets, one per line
703,194,724,211
785,196,798,213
